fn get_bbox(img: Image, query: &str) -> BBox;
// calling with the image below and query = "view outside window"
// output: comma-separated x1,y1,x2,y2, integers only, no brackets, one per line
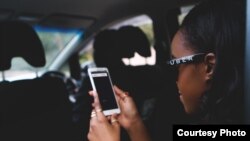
178,5,194,24
35,26,82,68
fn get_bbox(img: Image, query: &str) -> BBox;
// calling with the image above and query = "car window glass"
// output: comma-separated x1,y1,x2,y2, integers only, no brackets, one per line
178,5,194,24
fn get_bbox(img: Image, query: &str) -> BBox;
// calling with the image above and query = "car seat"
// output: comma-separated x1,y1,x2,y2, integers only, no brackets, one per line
0,21,78,141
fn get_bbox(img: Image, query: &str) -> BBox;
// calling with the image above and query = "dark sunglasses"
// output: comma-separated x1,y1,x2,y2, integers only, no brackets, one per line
167,53,206,80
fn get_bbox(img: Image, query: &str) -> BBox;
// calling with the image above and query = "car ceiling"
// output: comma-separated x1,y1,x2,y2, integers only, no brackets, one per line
0,0,199,30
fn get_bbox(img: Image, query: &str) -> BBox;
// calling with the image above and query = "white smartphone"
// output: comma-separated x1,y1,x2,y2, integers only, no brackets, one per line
88,67,121,116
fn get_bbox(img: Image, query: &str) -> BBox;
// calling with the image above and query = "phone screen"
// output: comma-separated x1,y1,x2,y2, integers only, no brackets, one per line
91,71,118,111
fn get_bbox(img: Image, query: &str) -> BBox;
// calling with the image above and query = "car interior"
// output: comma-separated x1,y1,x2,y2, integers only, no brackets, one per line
0,0,249,141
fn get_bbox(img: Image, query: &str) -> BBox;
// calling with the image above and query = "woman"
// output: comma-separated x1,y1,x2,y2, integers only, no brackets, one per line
87,0,245,140
169,0,245,123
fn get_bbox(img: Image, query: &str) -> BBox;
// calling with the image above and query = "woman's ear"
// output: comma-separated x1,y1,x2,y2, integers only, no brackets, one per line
204,53,216,81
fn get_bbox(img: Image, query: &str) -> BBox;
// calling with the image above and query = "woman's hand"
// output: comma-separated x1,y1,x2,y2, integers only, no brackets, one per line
87,91,120,141
114,86,151,141
113,85,142,130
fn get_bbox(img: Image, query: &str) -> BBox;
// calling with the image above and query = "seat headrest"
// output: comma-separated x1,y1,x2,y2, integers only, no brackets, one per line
93,29,124,67
118,26,151,57
0,21,45,71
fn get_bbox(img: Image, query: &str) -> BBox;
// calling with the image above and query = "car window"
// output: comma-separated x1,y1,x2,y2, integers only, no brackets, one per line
178,5,194,25
35,26,82,68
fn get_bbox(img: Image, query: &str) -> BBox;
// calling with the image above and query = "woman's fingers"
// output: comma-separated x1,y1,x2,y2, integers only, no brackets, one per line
89,90,94,96
88,90,121,141
110,114,120,131
113,85,129,100
110,114,118,124
113,85,124,96
89,91,102,108
89,90,106,120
